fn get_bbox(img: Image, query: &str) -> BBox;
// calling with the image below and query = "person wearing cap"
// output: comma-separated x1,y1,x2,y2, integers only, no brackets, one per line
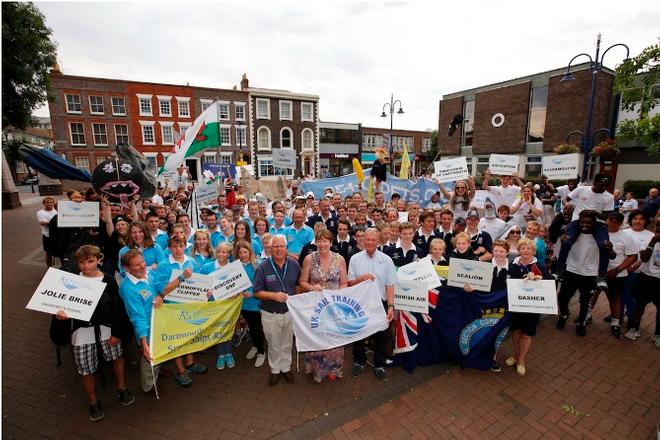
557,173,615,291
482,169,523,209
426,191,443,210
465,209,493,262
479,200,507,241
284,208,314,259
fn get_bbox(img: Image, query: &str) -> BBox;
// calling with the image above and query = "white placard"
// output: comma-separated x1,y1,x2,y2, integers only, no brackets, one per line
489,154,520,176
541,153,579,180
158,169,178,190
272,149,297,169
447,259,494,292
397,258,442,289
57,201,100,227
167,270,213,303
471,190,490,209
507,279,558,314
433,157,469,183
26,268,106,321
209,260,253,301
195,183,218,207
394,279,429,313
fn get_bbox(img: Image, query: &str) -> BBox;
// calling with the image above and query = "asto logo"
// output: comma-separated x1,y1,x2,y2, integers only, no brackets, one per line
70,204,82,211
179,310,209,326
520,284,536,293
460,263,475,272
311,295,369,336
552,158,564,165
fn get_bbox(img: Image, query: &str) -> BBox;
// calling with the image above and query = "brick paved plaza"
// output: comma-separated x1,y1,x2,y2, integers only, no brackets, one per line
2,193,659,439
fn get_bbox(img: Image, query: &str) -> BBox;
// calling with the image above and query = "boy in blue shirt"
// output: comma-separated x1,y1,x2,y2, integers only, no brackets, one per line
284,208,314,259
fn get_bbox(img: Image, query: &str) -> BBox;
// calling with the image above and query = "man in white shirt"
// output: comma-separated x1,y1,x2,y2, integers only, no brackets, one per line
37,196,57,267
347,228,396,381
481,170,523,209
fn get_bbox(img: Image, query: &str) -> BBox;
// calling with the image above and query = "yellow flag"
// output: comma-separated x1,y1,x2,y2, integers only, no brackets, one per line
150,295,243,365
352,158,364,185
399,143,411,179
367,175,375,201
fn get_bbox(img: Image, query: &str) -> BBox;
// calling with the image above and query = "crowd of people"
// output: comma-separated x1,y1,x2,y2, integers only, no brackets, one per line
35,170,660,422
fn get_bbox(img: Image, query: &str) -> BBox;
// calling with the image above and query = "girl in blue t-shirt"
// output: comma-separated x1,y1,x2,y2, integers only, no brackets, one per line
188,230,215,271
233,240,266,367
233,220,263,257
118,221,165,277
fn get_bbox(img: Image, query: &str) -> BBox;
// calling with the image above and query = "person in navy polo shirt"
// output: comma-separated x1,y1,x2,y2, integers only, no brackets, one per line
413,211,439,257
386,222,422,267
306,199,338,235
253,234,301,386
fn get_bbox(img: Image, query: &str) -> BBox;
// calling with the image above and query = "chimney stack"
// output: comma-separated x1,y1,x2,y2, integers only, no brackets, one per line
240,73,249,90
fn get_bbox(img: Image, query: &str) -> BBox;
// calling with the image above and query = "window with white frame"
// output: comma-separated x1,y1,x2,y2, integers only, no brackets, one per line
138,94,153,116
525,156,543,177
66,94,82,113
158,96,172,117
258,158,293,178
142,154,158,177
89,96,104,114
256,98,270,119
279,100,292,120
301,102,314,121
176,97,190,117
92,124,108,146
422,137,431,152
302,128,314,151
236,125,246,147
74,156,90,172
392,136,414,152
362,134,381,151
220,125,231,146
115,124,129,145
235,102,246,121
140,122,156,144
204,153,217,164
476,156,490,177
220,153,232,164
218,102,230,120
178,122,191,137
280,127,293,148
111,97,126,115
69,123,85,145
200,99,212,112
161,124,174,145
257,126,271,150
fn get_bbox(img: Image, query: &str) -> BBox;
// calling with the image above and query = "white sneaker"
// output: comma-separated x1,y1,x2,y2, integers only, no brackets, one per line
246,347,258,360
254,353,266,368
624,329,640,341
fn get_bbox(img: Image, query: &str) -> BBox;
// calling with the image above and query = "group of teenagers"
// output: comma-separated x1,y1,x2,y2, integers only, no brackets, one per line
35,170,660,422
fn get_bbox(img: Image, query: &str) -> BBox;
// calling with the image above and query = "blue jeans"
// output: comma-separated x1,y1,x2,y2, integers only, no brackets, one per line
216,341,232,356
620,272,638,323
557,220,610,275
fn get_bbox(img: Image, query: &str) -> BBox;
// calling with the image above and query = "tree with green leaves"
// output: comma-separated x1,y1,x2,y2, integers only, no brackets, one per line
2,2,57,130
614,43,660,158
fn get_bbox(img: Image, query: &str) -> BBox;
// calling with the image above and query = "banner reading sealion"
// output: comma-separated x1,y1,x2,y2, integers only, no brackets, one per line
149,294,243,365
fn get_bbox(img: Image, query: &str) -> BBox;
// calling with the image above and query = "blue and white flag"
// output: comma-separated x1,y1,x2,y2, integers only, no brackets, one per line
287,281,388,352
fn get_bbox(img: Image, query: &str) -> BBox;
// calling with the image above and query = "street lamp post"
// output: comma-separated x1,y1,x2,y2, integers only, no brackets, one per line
380,94,404,175
560,33,629,181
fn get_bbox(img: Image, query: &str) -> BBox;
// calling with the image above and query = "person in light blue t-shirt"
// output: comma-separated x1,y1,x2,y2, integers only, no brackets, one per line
284,208,314,258
118,222,165,277
188,229,215,271
233,220,263,256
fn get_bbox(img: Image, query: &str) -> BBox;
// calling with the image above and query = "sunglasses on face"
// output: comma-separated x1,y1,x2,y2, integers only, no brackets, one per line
509,231,521,235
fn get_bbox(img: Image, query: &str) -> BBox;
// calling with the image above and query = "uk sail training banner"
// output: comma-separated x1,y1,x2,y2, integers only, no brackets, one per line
287,281,388,352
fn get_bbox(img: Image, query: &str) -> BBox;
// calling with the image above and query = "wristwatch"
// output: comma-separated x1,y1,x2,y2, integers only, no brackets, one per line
177,275,185,282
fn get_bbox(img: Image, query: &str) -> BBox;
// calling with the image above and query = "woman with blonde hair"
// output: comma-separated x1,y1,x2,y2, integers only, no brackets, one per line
189,229,214,271
438,177,476,220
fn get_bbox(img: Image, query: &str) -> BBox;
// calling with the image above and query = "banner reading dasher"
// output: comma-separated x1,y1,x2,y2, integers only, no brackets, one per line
149,295,242,365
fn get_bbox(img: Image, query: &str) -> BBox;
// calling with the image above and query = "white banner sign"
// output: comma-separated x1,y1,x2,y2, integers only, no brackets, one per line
542,153,579,180
167,270,213,303
471,190,491,209
287,280,388,352
394,280,429,313
507,279,558,314
209,260,252,301
26,268,106,321
272,149,297,169
195,183,219,207
447,259,494,292
158,169,178,190
489,154,520,176
57,201,99,228
434,157,469,183
397,258,442,289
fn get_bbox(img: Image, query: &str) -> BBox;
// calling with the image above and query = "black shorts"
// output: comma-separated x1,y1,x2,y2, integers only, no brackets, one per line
42,235,50,252
632,273,660,307
509,312,540,337
605,277,625,299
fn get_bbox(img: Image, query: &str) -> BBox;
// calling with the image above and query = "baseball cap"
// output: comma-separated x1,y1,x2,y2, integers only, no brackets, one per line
454,217,467,226
466,209,480,219
305,191,315,199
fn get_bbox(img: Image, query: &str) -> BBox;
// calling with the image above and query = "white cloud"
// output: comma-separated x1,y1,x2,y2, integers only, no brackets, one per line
34,0,660,131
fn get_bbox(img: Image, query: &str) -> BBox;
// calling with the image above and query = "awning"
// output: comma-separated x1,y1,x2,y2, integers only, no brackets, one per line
18,144,92,182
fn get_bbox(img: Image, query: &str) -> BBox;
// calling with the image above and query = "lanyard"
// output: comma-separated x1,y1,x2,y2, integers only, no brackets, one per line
269,257,289,292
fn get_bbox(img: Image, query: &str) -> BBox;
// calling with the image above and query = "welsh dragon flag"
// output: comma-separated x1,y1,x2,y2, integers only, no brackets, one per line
159,101,222,175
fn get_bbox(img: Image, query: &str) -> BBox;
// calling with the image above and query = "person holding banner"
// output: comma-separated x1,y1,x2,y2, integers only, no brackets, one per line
447,232,478,262
505,238,552,376
56,245,135,421
117,222,165,277
347,228,397,381
481,170,523,209
299,229,349,383
439,177,476,221
253,235,301,386
154,236,208,385
233,240,266,368
118,250,165,396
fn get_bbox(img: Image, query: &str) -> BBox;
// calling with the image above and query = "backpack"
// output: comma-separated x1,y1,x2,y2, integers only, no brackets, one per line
49,316,72,366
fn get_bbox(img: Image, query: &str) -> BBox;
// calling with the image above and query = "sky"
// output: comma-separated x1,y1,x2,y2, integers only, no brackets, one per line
33,0,660,131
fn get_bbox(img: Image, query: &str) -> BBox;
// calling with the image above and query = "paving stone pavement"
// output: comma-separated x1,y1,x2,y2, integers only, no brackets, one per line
3,196,659,439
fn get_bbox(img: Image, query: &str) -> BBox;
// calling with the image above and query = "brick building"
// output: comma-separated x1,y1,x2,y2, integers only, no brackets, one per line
243,75,320,179
361,126,431,176
437,63,614,179
319,121,361,177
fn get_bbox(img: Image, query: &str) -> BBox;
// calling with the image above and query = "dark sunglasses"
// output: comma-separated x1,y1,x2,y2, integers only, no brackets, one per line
509,231,521,235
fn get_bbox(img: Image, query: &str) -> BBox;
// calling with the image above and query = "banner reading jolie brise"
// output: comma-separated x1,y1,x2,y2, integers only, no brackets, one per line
149,294,243,365
26,267,106,321
287,280,388,352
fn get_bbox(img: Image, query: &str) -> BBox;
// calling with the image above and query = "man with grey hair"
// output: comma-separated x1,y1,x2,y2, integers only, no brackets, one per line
347,228,397,380
254,234,301,386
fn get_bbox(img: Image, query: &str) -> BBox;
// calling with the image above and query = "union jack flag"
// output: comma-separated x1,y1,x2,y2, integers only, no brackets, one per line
394,289,439,353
